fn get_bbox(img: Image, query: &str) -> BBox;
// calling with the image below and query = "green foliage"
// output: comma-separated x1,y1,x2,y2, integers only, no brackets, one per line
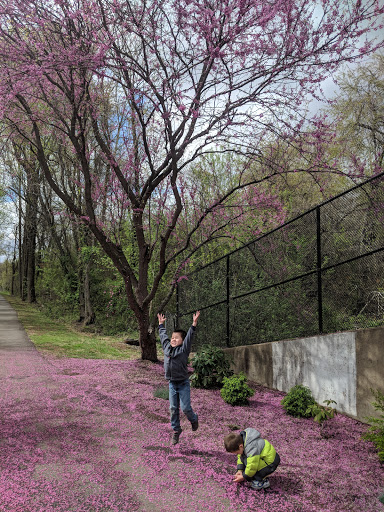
325,52,384,173
363,388,384,463
78,247,136,335
220,373,254,406
379,491,384,505
281,384,315,418
153,386,169,400
33,242,138,336
3,294,139,360
80,245,101,262
36,255,79,318
95,278,135,334
190,345,233,389
306,399,337,426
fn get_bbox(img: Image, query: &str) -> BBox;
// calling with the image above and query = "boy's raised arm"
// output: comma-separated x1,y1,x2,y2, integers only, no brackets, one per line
157,313,166,325
192,311,200,327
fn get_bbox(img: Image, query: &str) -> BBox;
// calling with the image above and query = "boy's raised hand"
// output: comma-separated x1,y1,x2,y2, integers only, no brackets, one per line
192,310,200,327
157,313,166,325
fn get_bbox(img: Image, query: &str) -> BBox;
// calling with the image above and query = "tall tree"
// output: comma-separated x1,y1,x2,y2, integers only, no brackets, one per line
0,0,383,360
326,51,384,170
12,144,39,302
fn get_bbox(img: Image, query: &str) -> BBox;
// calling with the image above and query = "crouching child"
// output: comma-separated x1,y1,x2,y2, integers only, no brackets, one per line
224,428,280,490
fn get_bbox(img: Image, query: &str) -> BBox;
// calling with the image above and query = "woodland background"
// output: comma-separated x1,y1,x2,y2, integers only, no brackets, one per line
0,1,383,360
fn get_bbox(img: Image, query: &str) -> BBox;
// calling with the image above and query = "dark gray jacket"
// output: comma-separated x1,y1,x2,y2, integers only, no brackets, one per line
159,324,195,382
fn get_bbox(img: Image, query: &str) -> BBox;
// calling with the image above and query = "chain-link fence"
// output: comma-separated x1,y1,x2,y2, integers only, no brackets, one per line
176,173,384,349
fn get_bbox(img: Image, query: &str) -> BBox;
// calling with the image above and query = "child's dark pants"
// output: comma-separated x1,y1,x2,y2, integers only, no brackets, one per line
252,453,280,482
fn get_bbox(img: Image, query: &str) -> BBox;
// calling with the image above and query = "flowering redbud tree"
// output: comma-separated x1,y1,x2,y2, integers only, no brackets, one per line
0,0,383,360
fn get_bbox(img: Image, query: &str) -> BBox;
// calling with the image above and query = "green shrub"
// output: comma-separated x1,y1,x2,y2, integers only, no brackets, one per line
190,345,233,389
363,388,384,462
379,491,384,505
306,399,338,437
220,373,254,406
281,384,315,418
306,399,338,425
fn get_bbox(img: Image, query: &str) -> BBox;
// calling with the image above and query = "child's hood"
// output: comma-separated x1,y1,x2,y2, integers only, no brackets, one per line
243,427,261,441
242,428,265,456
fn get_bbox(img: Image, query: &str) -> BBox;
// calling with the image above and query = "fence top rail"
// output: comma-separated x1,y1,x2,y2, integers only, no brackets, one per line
183,171,384,278
178,245,384,318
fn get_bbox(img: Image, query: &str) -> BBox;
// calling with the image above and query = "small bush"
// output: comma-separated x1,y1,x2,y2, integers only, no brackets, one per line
190,345,233,389
379,491,384,505
220,373,254,406
153,386,169,400
363,388,384,462
306,399,337,437
306,399,338,425
281,384,315,418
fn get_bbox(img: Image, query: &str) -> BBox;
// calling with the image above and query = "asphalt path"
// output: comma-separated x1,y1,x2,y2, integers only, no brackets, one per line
0,294,35,352
0,294,51,382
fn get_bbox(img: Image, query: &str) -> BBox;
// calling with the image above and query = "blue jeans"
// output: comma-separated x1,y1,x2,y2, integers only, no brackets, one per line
169,379,198,432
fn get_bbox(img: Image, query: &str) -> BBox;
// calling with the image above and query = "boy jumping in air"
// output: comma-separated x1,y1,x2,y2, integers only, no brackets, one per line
157,311,200,445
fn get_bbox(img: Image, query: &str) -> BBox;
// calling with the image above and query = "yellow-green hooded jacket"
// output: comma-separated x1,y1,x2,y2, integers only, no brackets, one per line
237,428,277,481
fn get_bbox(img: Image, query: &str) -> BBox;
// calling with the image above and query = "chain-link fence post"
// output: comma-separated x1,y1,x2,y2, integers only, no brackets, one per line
316,206,323,333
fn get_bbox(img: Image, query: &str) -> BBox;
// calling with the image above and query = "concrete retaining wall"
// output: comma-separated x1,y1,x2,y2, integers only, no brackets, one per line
224,326,384,423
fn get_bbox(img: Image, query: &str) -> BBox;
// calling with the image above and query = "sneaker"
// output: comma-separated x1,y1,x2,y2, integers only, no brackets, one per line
171,429,182,445
191,415,199,431
250,478,270,490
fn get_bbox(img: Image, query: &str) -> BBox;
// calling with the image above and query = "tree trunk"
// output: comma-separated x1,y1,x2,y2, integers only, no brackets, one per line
18,192,22,298
83,259,95,325
11,259,16,295
15,147,38,303
73,223,96,325
26,232,36,303
136,305,158,361
139,326,158,361
22,166,38,303
11,230,18,295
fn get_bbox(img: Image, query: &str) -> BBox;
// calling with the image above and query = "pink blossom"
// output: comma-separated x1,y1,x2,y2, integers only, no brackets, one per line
0,351,383,512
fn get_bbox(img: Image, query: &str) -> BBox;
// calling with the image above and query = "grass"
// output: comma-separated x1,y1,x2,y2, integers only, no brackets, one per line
153,386,169,400
3,293,141,360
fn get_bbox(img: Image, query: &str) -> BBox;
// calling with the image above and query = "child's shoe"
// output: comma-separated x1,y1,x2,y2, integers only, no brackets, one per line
191,415,199,431
262,478,270,489
171,429,182,445
250,478,270,490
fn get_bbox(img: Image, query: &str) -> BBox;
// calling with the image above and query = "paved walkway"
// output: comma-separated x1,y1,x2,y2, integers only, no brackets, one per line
0,295,53,380
0,294,35,351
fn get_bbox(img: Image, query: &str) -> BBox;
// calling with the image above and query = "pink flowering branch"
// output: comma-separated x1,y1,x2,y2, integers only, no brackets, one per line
0,0,383,359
